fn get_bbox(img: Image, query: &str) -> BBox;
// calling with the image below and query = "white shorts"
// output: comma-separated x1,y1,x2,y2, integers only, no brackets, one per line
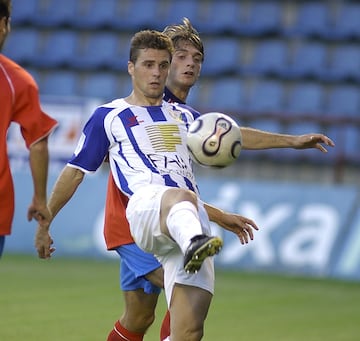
126,184,215,307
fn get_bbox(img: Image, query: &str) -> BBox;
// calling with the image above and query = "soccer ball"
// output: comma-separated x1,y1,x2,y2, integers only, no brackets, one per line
187,112,242,168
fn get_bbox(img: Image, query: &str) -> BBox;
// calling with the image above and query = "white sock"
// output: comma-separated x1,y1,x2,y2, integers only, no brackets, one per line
166,201,203,254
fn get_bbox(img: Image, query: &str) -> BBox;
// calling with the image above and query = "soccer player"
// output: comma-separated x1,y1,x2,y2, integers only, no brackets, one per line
35,18,334,341
35,29,259,341
0,0,58,257
103,18,335,341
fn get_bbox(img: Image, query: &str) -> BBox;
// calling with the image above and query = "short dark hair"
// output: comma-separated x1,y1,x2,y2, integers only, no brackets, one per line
163,17,204,62
129,30,174,63
0,0,11,19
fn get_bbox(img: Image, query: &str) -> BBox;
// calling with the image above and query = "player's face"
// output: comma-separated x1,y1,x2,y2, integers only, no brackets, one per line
167,41,203,91
129,48,171,101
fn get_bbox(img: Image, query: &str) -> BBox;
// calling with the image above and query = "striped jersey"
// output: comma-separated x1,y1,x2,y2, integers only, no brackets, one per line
68,98,201,197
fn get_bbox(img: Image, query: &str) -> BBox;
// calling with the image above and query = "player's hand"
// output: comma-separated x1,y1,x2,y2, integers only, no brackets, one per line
217,213,259,244
35,223,55,259
294,134,335,152
27,197,52,225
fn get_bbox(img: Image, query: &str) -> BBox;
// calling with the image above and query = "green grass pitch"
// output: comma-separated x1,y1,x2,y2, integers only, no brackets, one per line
1,254,359,340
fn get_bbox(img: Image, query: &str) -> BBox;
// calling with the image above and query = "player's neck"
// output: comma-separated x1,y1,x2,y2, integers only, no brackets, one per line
167,85,190,103
125,91,163,107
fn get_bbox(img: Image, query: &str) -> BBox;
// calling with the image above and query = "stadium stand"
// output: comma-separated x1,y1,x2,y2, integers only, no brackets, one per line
5,0,360,169
203,78,246,112
331,2,360,40
247,80,285,113
285,2,331,38
73,0,121,30
32,30,79,68
162,0,200,28
2,28,39,65
79,73,121,101
194,1,243,34
342,126,360,163
286,82,325,116
71,32,129,72
236,1,283,36
325,86,360,118
10,0,38,26
324,45,360,82
41,71,80,97
31,0,78,28
201,38,241,76
118,0,164,31
283,42,328,80
243,39,289,77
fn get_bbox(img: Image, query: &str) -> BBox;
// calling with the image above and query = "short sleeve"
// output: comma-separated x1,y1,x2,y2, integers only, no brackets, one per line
12,71,57,148
68,107,112,172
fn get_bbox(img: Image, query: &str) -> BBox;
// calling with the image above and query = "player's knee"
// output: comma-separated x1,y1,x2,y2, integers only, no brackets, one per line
171,323,204,341
163,187,198,207
138,310,156,330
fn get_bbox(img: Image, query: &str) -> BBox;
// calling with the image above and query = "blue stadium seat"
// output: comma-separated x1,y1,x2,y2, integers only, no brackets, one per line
117,0,163,31
244,40,288,76
195,1,243,34
162,0,200,27
236,1,282,36
80,73,120,101
33,31,79,68
205,78,245,112
331,3,360,40
247,80,284,113
343,126,360,163
325,45,360,82
325,125,359,164
286,2,330,38
11,0,38,26
2,29,40,65
119,75,133,96
283,42,328,79
32,0,78,27
285,121,323,136
201,38,241,76
73,32,129,71
286,83,325,115
74,0,119,29
77,0,162,31
248,119,283,133
325,86,360,118
41,71,80,97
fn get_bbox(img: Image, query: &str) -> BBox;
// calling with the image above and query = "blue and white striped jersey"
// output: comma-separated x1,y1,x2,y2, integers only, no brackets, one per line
68,98,201,197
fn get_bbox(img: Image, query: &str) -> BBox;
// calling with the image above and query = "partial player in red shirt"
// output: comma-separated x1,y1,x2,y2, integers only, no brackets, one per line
0,0,57,257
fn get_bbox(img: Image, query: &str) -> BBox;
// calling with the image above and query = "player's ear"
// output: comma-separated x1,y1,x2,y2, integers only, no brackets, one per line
128,61,134,76
0,17,7,32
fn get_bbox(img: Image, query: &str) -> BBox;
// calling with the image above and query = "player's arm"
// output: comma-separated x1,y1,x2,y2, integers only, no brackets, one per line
240,127,335,152
47,166,85,218
203,202,258,245
35,166,85,259
27,137,51,224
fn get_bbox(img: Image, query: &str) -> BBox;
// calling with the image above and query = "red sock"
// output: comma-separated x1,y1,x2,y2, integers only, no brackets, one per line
160,310,170,341
107,320,144,341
